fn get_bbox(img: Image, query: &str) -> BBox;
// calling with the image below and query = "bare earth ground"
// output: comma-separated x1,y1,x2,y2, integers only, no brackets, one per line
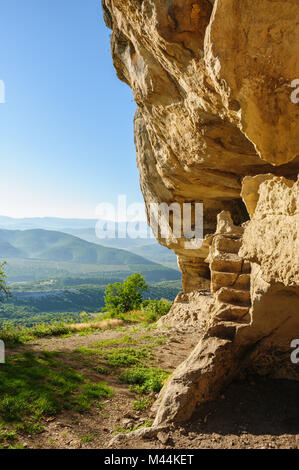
6,323,299,450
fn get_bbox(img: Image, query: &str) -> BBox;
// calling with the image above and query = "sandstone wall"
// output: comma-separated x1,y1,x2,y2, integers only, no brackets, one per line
240,176,299,287
102,0,299,291
102,1,299,427
239,175,299,379
153,193,298,426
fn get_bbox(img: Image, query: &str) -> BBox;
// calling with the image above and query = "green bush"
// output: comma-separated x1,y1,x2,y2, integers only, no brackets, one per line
104,273,148,316
142,299,172,322
30,322,71,338
0,322,27,345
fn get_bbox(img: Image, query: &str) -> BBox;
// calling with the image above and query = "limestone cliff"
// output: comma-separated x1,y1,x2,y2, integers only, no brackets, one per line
103,0,298,291
102,0,299,426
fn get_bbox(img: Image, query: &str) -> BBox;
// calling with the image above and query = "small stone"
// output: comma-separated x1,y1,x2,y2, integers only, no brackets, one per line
122,418,133,428
157,432,170,445
45,417,55,422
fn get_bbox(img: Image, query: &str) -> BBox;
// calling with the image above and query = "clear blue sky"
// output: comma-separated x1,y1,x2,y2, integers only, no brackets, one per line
0,0,141,219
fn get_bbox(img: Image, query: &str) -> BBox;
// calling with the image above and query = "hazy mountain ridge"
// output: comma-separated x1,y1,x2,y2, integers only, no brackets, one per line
0,215,98,231
0,228,156,266
0,215,178,266
130,243,177,268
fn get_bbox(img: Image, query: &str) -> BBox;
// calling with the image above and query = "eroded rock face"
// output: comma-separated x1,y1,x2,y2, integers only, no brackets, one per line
205,0,299,165
102,1,299,426
157,290,213,331
240,176,299,287
153,199,298,426
102,0,299,291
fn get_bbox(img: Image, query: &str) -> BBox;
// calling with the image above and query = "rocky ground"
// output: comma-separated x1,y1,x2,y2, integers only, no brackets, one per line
112,376,299,450
3,320,298,450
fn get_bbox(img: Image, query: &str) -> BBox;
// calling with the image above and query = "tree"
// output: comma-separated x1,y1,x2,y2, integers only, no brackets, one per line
104,273,148,315
0,262,9,302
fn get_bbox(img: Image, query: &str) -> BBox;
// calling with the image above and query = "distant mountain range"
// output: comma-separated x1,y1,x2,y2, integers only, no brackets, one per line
0,215,149,237
0,215,150,249
0,215,178,266
130,243,177,268
0,228,155,266
0,216,99,231
0,225,180,284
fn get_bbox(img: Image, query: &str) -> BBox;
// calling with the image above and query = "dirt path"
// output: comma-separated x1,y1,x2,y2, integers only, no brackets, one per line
6,329,130,357
4,323,299,450
6,324,198,449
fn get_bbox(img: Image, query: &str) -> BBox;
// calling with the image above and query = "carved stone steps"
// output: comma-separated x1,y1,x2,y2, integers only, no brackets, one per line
208,214,252,341
213,303,250,322
210,255,251,274
211,271,250,292
208,320,242,341
214,236,242,254
216,287,251,307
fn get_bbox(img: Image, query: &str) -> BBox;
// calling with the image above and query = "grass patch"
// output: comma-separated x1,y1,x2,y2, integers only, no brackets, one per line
133,398,150,411
81,434,95,443
94,366,113,376
0,352,113,431
0,425,18,447
75,345,151,368
120,367,169,394
0,321,72,345
141,299,172,322
104,348,151,368
114,419,153,435
139,334,168,345
110,302,171,325
73,382,113,412
74,347,101,356
91,334,137,348
0,319,125,347
81,383,113,399
0,299,172,347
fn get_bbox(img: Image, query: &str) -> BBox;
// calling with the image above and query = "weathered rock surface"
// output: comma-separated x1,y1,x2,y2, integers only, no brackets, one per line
102,0,298,291
153,205,298,426
157,290,213,331
240,176,299,287
205,0,299,166
102,0,299,428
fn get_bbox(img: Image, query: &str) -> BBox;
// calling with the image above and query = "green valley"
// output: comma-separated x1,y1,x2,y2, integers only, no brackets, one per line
0,226,181,327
